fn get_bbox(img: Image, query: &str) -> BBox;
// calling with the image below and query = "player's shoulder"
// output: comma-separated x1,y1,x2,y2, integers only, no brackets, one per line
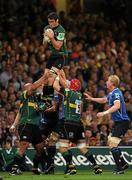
113,88,122,94
56,25,65,32
112,88,122,98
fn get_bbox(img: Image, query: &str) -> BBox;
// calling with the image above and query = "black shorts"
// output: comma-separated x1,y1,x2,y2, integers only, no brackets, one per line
53,118,65,135
46,54,66,69
111,120,130,138
40,112,58,137
18,124,43,145
60,121,85,142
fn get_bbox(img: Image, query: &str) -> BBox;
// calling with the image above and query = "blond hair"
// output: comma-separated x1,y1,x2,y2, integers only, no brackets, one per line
109,75,120,87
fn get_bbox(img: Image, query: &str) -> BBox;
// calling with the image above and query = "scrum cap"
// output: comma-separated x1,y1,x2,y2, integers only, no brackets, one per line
70,79,81,91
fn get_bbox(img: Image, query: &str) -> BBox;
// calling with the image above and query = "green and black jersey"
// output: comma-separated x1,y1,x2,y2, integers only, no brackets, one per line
0,147,17,166
19,91,40,126
44,25,68,56
42,84,54,104
64,89,82,124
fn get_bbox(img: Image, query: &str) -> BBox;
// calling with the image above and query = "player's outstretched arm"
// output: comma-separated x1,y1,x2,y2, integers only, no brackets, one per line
10,112,20,133
84,92,107,104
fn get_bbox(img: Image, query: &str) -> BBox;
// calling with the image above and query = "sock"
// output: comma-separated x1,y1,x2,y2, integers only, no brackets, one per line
118,148,127,166
46,146,56,166
13,152,24,168
62,150,72,166
33,149,48,169
84,151,97,166
111,147,122,170
33,153,42,169
40,149,48,170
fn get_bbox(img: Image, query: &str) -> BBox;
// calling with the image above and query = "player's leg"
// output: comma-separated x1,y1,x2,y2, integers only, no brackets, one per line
33,141,45,175
77,139,102,174
10,140,29,175
10,124,32,175
59,139,76,175
108,121,129,174
43,119,59,174
32,126,46,175
76,124,102,174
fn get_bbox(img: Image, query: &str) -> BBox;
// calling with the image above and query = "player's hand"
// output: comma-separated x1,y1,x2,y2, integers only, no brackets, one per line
97,112,104,118
10,125,16,133
45,31,54,39
83,92,93,101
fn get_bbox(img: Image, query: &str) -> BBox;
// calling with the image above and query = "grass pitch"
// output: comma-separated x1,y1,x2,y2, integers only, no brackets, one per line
0,170,132,180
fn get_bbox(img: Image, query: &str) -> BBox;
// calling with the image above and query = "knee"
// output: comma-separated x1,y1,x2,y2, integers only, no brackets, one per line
108,135,121,149
19,141,29,155
78,146,88,155
59,147,69,154
59,140,69,153
48,132,59,146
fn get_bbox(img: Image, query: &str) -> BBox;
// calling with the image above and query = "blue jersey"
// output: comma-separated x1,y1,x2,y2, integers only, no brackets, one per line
107,88,129,121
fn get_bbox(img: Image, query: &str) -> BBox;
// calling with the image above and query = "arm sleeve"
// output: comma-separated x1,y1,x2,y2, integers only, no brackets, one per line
57,29,65,41
113,92,120,101
19,90,28,101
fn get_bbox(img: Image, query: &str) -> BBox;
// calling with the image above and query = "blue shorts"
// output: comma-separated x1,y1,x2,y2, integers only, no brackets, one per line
111,121,130,138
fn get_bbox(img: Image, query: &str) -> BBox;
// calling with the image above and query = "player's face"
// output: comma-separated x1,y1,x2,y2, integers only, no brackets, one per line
48,19,58,28
106,78,112,90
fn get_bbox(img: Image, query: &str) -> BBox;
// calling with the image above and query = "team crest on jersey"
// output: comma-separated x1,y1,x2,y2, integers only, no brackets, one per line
115,93,120,99
57,33,65,40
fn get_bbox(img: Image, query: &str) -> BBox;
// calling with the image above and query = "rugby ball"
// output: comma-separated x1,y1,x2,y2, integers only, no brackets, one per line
43,28,54,43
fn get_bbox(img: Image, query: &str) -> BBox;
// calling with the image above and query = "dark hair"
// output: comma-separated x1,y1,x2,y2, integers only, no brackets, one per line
47,12,59,20
5,138,12,145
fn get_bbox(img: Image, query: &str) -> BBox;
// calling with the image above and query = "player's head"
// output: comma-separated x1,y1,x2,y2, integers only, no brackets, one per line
5,138,12,148
70,79,81,91
47,12,59,28
106,75,120,89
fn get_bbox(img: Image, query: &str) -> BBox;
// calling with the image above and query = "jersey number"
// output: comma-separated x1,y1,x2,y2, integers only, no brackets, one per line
75,100,81,114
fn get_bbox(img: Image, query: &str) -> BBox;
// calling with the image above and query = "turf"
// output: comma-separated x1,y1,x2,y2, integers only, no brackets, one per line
0,170,132,180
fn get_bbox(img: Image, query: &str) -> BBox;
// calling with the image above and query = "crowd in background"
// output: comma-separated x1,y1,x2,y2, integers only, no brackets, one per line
0,0,132,147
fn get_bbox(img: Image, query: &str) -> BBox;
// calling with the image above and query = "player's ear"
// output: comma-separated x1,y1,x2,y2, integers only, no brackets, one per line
56,19,59,23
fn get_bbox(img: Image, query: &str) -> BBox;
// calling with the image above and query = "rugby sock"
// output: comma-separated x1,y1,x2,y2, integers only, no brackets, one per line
84,151,97,166
13,152,24,167
33,149,48,169
33,153,42,169
47,146,56,165
41,149,48,162
116,148,127,167
111,147,122,170
62,150,72,165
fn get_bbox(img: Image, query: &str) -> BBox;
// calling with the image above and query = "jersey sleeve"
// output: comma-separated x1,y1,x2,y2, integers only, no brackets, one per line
113,92,120,102
19,90,28,102
57,29,65,41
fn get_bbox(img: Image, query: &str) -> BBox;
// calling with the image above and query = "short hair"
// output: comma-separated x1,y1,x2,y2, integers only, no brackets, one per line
109,75,120,87
5,138,12,145
47,12,59,20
